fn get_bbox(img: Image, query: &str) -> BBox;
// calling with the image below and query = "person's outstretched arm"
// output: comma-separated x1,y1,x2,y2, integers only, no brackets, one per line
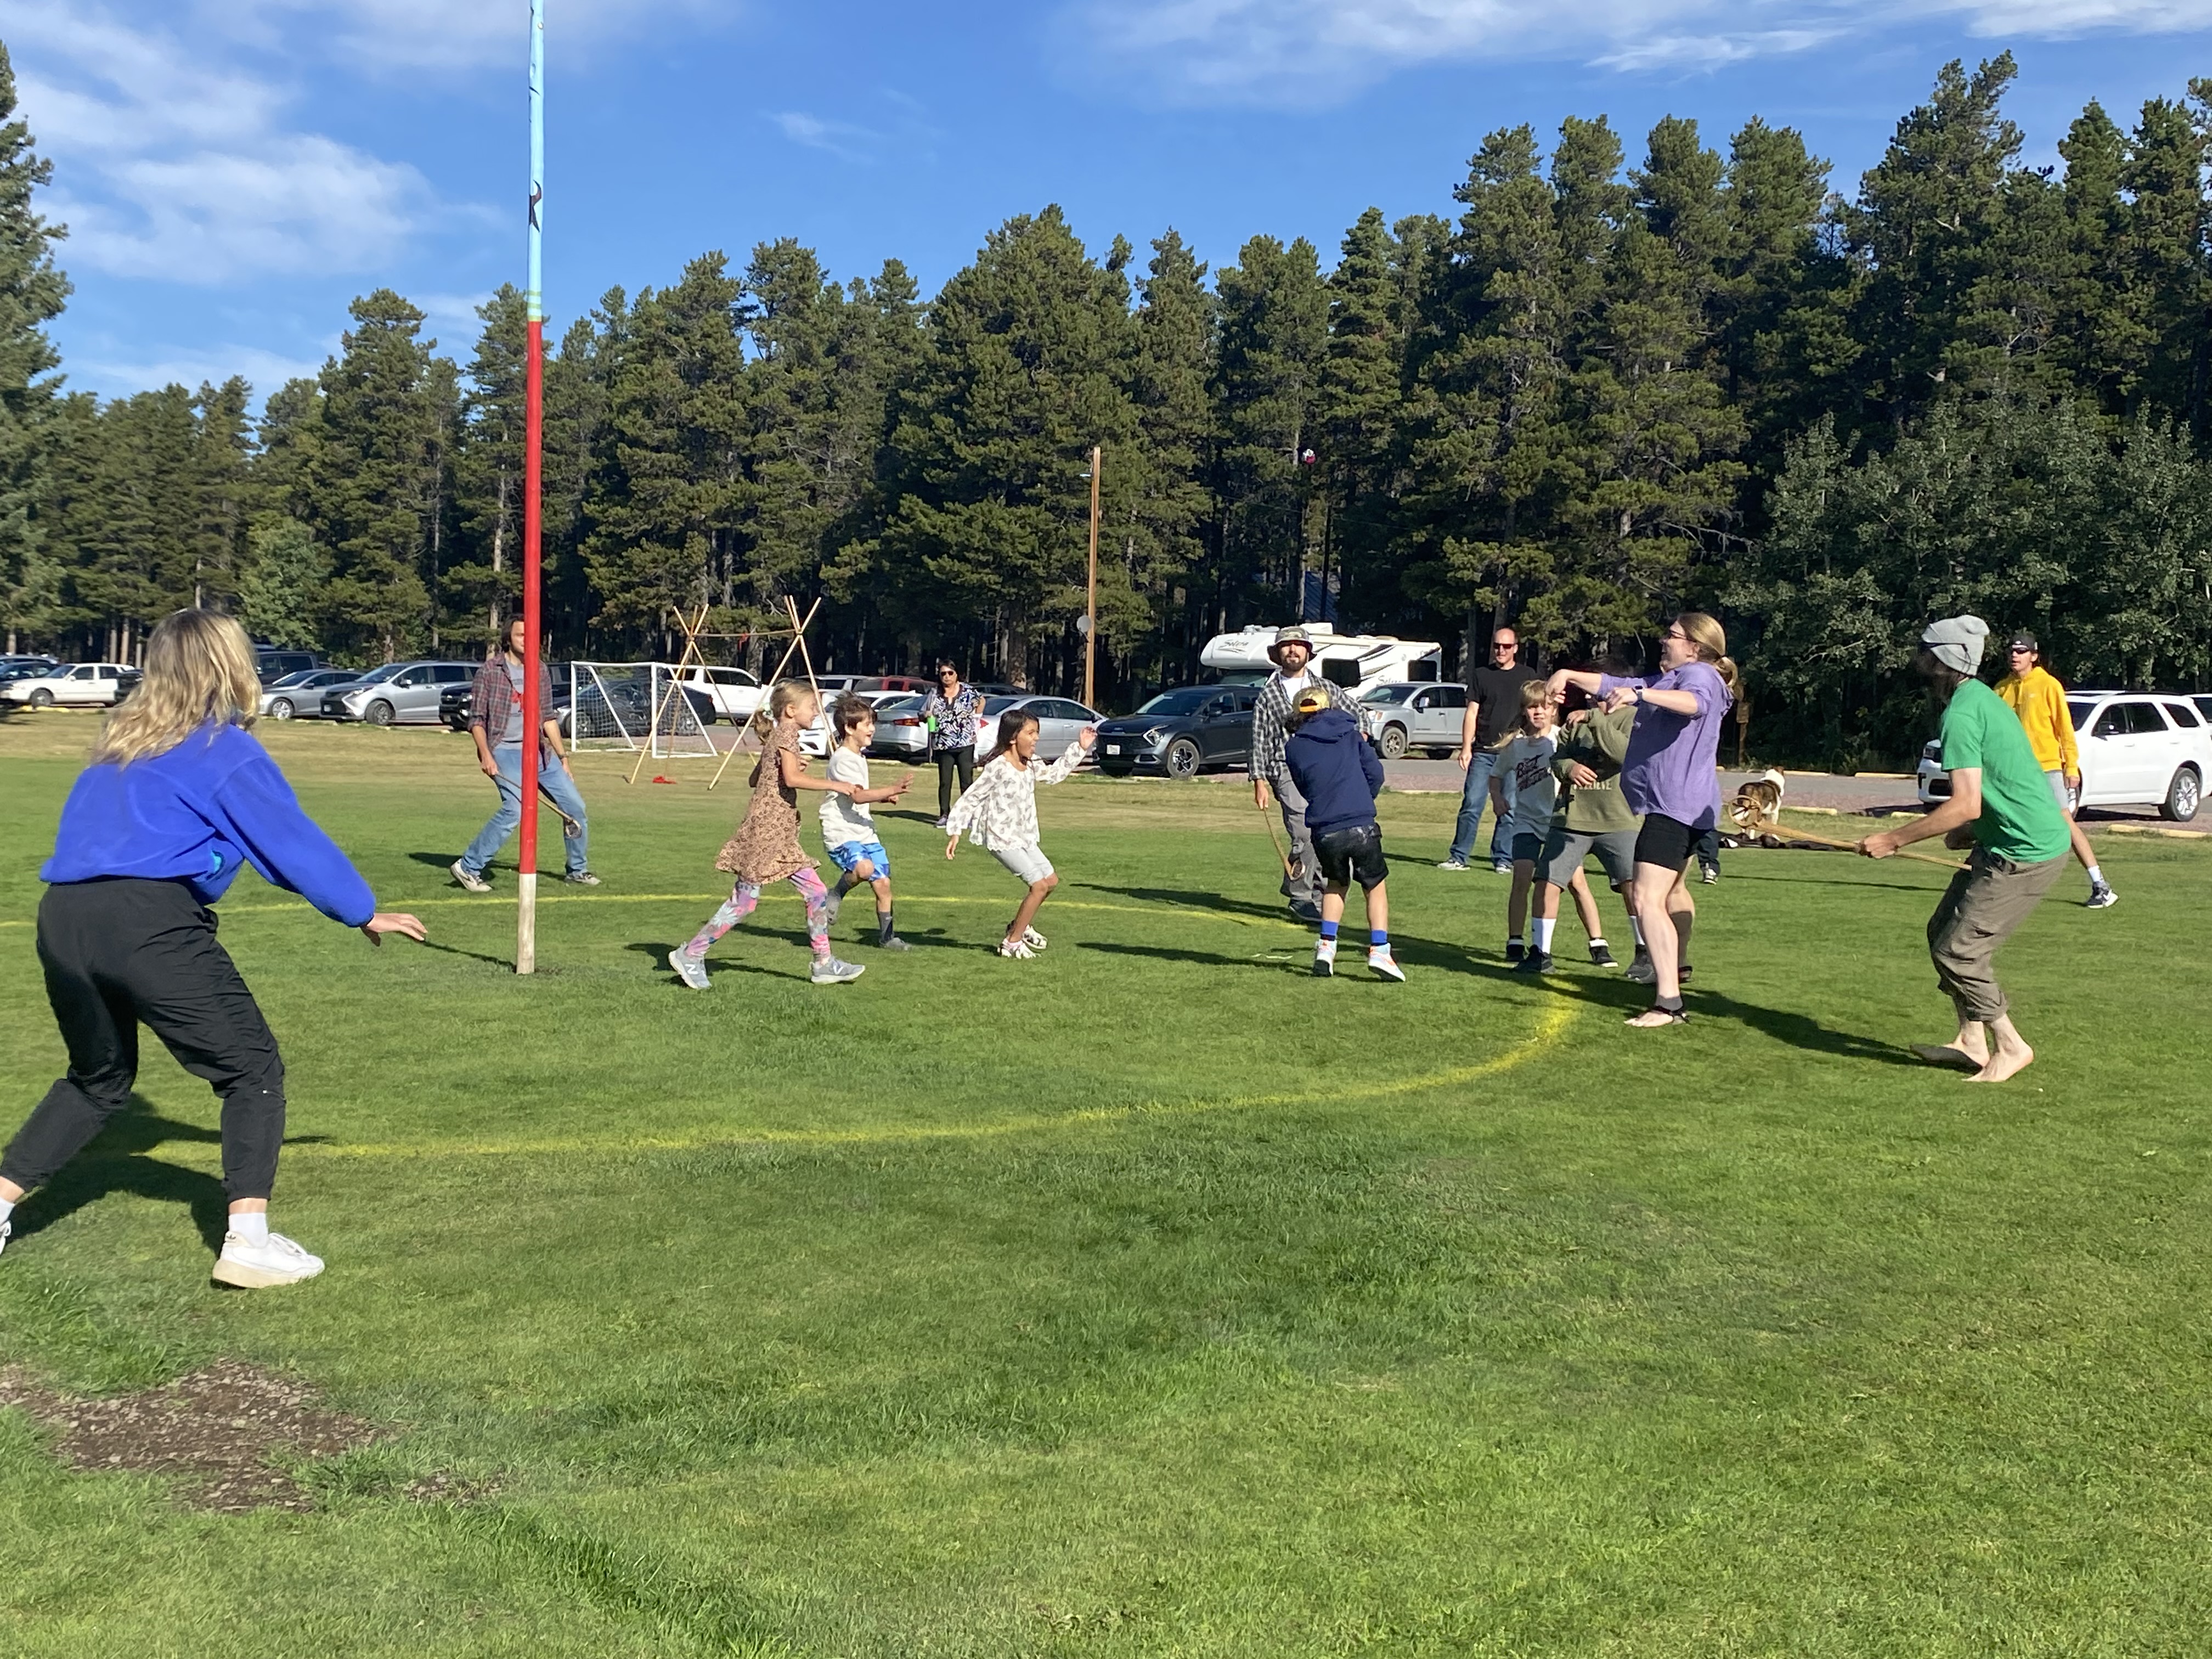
209,752,424,943
1034,728,1097,786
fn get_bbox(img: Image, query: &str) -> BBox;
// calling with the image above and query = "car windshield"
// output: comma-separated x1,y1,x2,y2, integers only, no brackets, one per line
270,670,320,687
1359,685,1415,704
1136,689,1214,716
981,696,1029,714
875,695,924,715
349,664,404,685
2069,700,2095,731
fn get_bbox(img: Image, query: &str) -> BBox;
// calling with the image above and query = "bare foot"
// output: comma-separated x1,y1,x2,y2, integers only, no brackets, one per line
1912,1043,1987,1071
1967,1042,2035,1084
1624,1008,1687,1029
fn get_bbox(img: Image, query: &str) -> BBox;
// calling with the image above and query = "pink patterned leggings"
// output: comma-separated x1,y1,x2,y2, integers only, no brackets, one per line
682,868,831,960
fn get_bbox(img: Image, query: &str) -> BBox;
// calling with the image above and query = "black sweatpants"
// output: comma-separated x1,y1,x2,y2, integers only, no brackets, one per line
2,878,287,1203
935,744,976,820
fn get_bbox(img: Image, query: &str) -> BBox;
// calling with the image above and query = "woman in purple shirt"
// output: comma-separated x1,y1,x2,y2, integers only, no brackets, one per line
1548,613,1739,1027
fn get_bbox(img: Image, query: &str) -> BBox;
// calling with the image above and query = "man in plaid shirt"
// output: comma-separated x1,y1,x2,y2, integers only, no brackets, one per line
1249,625,1363,921
449,618,597,891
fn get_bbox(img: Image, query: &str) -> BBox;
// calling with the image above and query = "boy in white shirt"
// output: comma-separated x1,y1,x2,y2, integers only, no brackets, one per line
1492,680,1562,963
821,697,912,950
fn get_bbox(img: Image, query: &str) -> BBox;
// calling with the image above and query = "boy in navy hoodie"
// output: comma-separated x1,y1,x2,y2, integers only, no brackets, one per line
1283,685,1404,980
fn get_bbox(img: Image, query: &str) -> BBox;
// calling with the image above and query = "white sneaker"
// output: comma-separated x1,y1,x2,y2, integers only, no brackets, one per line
212,1230,325,1289
1368,945,1406,981
2086,883,2118,910
1436,857,1470,871
668,948,711,990
1490,860,1513,876
1021,926,1048,951
0,1218,10,1257
449,860,492,893
997,938,1036,960
1312,937,1337,977
810,956,866,984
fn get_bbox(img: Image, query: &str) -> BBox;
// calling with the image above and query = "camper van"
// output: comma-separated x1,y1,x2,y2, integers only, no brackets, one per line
1199,624,1443,692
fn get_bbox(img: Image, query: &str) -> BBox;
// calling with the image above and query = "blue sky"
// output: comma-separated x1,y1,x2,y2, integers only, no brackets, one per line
7,0,2212,404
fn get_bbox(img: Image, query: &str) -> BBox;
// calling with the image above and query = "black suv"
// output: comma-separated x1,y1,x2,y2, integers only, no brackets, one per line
255,648,321,686
1094,686,1256,778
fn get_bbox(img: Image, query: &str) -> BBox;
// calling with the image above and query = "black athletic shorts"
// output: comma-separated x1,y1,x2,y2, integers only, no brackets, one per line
1634,811,1702,874
1313,822,1389,891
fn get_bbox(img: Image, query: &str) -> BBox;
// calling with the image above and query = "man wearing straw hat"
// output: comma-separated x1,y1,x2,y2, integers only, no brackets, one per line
1249,624,1362,921
1859,615,2068,1084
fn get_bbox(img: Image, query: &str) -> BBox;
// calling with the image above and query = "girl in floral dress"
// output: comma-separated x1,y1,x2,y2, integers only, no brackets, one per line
944,707,1096,959
669,682,889,988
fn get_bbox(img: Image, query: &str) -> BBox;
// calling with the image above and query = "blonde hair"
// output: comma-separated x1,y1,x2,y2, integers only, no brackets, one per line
751,679,818,741
91,609,260,768
1673,612,1742,699
1489,678,1552,747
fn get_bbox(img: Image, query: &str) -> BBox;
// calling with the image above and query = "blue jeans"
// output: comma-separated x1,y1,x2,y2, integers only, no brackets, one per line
1448,749,1515,865
462,744,590,876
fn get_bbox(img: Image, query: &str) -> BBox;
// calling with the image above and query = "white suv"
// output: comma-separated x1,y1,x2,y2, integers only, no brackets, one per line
1,662,140,708
1918,691,2211,821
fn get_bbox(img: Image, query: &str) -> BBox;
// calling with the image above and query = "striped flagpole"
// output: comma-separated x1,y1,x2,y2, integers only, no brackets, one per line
517,0,546,974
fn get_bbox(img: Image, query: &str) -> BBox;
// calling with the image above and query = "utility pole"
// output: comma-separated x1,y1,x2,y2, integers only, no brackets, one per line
1085,444,1101,709
516,0,545,974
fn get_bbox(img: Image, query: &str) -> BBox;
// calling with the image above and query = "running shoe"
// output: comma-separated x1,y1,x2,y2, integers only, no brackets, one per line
0,1218,10,1258
1436,857,1470,871
1511,950,1553,974
1491,860,1513,876
1625,951,1656,983
1589,942,1619,968
876,934,912,951
1022,927,1048,950
1367,945,1406,982
811,956,866,984
997,938,1036,960
668,948,711,990
1504,940,1525,963
563,870,602,887
1699,863,1718,885
1289,899,1324,923
1313,937,1337,977
449,860,492,893
211,1230,324,1289
2086,883,2118,910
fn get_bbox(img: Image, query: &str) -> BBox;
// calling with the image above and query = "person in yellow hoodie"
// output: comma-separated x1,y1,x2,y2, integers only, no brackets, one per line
1995,633,2115,909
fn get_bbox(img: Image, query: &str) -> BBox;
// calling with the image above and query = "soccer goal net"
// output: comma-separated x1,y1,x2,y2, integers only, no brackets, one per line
567,662,719,759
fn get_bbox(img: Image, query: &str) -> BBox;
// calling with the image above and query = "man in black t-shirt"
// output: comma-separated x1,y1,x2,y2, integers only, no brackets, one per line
1441,626,1528,872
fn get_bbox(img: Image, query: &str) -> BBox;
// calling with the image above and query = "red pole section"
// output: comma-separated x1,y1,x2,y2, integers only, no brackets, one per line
517,315,545,973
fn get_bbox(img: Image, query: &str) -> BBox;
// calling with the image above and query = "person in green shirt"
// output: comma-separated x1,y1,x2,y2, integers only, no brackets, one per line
1860,615,2069,1084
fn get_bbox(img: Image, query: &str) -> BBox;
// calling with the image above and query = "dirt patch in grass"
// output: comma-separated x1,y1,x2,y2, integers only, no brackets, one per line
0,1358,388,1512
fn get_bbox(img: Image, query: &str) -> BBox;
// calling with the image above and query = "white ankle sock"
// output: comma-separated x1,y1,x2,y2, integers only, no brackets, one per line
0,1197,14,1225
2087,865,2104,885
230,1211,269,1243
1588,936,1607,951
1532,918,1556,952
1507,934,1524,948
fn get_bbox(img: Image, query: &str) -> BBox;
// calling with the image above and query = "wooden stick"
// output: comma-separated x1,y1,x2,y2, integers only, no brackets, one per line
1736,803,1965,871
1252,792,1295,881
708,596,822,791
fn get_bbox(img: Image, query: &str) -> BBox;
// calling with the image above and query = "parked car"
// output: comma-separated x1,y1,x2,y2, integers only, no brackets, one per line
1357,681,1469,759
254,647,321,685
1917,690,2212,820
798,687,919,757
675,664,766,725
259,667,359,719
1095,686,1257,778
973,695,1101,763
443,668,584,733
864,693,932,760
560,676,718,742
1,662,141,708
321,661,481,725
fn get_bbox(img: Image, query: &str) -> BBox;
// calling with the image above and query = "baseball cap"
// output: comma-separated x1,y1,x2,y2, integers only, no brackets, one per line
1291,685,1333,719
2007,632,2038,652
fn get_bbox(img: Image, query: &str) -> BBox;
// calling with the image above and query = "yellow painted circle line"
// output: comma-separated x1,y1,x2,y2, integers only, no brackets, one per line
184,1001,1577,1165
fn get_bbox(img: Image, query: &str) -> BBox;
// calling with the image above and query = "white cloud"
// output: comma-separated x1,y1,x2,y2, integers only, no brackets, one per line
3,0,439,282
768,110,882,162
1068,0,2212,102
69,342,330,402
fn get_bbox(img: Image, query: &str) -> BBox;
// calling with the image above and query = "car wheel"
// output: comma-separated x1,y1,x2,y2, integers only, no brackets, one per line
27,687,52,708
1377,723,1409,760
270,698,295,720
366,699,396,727
1163,737,1202,780
2160,765,2201,822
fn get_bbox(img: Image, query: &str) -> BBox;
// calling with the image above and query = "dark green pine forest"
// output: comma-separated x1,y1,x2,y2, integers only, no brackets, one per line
4,47,2212,764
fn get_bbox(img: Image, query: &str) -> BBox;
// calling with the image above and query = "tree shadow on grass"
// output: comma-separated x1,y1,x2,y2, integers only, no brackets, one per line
1074,882,1302,927
8,1101,247,1250
1525,972,1921,1066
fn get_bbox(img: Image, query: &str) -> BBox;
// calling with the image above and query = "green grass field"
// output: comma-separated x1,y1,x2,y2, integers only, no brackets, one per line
2,715,2209,1657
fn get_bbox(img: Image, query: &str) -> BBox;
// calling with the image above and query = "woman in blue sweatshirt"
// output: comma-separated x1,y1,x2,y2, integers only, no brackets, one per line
1282,686,1404,981
0,610,425,1287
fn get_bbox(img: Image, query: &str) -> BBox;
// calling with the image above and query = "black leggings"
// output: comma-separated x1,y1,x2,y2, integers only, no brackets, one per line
2,879,287,1203
935,744,976,819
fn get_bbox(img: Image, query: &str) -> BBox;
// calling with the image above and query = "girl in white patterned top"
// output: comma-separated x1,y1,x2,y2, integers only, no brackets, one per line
944,707,1096,959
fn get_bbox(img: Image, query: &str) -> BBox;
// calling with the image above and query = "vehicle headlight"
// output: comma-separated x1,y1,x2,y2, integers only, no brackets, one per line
1143,727,1166,743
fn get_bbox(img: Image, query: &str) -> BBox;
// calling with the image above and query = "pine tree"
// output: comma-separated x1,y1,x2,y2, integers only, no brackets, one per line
2123,93,2211,431
190,376,254,612
239,517,328,649
448,285,528,644
1213,234,1327,623
1123,228,1216,681
1317,208,1406,628
0,42,68,648
307,291,445,659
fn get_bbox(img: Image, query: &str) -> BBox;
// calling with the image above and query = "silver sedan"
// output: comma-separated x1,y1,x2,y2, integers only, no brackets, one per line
259,668,359,720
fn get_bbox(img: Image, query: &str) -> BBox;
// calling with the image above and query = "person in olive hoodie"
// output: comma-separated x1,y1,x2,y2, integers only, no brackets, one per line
1282,686,1404,981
